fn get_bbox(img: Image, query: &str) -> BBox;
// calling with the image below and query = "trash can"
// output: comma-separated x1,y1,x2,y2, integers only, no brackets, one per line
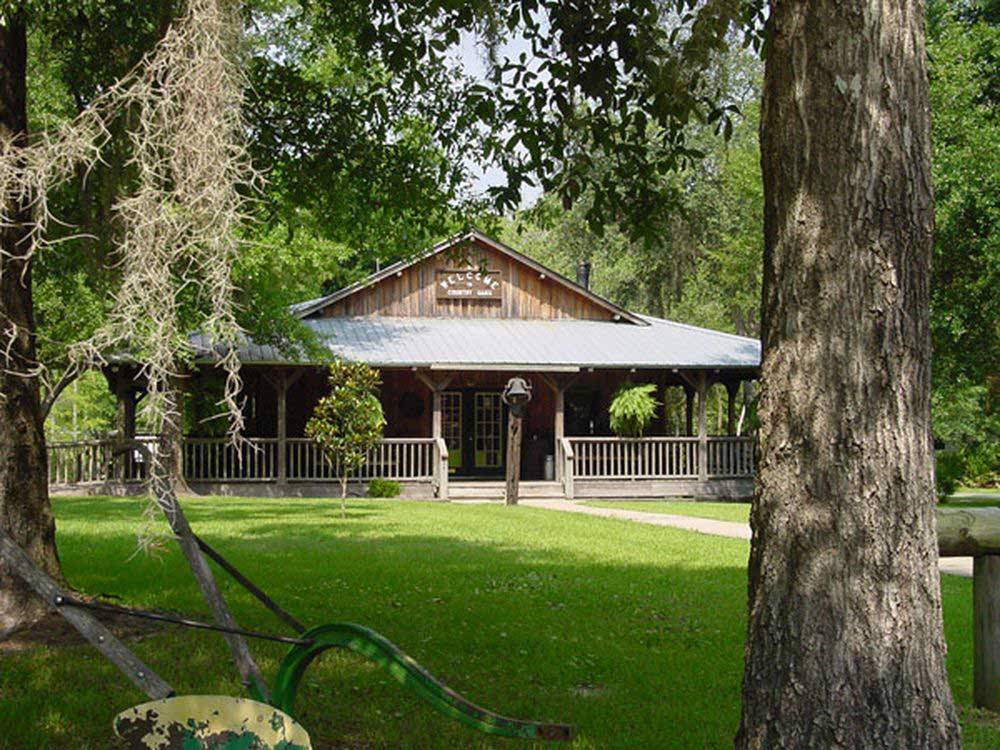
544,454,555,481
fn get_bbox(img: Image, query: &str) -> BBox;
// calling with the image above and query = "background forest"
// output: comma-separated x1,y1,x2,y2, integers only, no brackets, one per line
37,0,1000,488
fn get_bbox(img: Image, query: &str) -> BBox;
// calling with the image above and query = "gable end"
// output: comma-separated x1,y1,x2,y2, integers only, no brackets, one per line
299,231,646,324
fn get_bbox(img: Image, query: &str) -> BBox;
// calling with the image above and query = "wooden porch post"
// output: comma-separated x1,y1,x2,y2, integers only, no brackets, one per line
697,372,708,483
554,387,565,480
416,371,454,499
684,386,695,437
658,377,669,435
432,390,443,440
268,369,304,486
726,381,740,436
416,371,454,433
276,371,287,485
540,374,575,483
115,383,137,441
113,382,139,483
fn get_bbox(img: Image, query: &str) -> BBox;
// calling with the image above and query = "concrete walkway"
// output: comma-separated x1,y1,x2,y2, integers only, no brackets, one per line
523,499,973,579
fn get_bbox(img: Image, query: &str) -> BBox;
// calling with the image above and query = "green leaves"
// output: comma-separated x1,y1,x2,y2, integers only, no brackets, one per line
305,360,386,480
609,383,660,438
928,3,1000,386
340,0,766,242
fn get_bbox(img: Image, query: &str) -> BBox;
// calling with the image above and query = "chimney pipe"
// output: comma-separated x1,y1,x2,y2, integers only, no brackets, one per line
576,261,591,290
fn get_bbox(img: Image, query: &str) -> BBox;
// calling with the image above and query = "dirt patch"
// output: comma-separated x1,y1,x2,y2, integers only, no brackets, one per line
1,602,166,651
573,682,607,697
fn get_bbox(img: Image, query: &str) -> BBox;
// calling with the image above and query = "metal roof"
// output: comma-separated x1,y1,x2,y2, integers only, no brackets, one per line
195,315,760,371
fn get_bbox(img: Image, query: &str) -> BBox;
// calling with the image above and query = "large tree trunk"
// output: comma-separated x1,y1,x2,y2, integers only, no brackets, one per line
736,1,962,748
0,14,62,636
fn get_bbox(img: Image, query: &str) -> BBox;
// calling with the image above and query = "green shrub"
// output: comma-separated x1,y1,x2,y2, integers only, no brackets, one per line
367,478,402,498
609,383,660,437
932,379,1000,488
961,442,1000,487
935,451,965,501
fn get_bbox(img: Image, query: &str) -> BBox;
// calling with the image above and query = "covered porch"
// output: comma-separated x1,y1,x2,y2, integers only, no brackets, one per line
50,362,757,501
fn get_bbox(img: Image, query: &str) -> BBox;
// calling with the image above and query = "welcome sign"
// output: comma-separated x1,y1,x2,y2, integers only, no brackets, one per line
436,269,502,300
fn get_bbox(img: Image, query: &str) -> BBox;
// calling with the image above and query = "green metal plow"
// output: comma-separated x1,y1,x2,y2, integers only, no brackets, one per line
0,487,573,749
76,597,574,747
271,623,572,741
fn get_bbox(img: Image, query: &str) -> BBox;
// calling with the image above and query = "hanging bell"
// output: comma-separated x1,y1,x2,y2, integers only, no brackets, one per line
502,377,533,415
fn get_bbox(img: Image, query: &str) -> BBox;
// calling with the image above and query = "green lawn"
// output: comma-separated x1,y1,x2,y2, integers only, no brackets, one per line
586,500,751,524
589,495,1000,520
955,487,1000,498
2,496,997,749
942,490,1000,508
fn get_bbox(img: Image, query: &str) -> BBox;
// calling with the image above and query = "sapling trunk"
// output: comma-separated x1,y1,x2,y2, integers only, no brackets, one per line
340,474,348,518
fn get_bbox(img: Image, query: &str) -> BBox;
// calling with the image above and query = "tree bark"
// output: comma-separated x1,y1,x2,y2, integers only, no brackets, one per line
737,1,960,748
0,14,63,636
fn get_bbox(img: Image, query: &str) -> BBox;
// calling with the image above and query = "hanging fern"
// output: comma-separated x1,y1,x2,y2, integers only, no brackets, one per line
609,383,660,437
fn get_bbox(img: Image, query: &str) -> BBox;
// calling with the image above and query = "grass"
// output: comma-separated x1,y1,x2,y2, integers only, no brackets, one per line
1,495,996,749
955,486,1000,497
942,487,1000,508
942,498,1000,508
589,494,1000,519
585,500,750,524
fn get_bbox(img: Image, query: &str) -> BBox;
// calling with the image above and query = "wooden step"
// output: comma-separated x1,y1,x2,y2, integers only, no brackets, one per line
448,481,565,501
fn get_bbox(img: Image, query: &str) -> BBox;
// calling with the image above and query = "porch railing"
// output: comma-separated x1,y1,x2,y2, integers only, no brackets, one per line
49,437,447,495
183,438,279,482
706,436,756,478
567,437,701,480
48,439,160,486
49,434,752,500
284,438,437,482
565,436,755,481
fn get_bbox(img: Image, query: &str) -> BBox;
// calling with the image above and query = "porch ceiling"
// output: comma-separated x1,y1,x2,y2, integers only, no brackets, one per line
195,314,760,371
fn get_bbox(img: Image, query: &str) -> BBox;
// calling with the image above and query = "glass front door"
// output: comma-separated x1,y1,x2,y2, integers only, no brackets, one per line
442,389,505,477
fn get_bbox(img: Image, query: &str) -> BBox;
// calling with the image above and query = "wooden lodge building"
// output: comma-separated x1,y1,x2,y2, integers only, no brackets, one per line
50,231,761,501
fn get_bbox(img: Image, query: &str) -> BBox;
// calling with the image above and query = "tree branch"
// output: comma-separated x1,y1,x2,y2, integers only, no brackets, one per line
40,365,82,422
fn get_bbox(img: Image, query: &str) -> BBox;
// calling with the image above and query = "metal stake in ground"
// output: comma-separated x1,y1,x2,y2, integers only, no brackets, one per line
502,378,532,506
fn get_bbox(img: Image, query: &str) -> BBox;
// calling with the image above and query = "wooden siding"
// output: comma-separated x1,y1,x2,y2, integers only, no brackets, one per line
318,239,618,321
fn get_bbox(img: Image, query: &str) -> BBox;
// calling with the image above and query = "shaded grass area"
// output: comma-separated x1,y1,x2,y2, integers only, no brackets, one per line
586,500,751,524
1,496,996,749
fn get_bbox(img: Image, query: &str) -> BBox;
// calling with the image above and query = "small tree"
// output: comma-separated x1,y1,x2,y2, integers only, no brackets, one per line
306,361,386,517
609,383,660,437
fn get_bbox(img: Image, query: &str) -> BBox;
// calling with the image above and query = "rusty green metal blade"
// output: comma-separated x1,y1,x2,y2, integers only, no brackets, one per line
270,623,574,742
113,695,311,749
